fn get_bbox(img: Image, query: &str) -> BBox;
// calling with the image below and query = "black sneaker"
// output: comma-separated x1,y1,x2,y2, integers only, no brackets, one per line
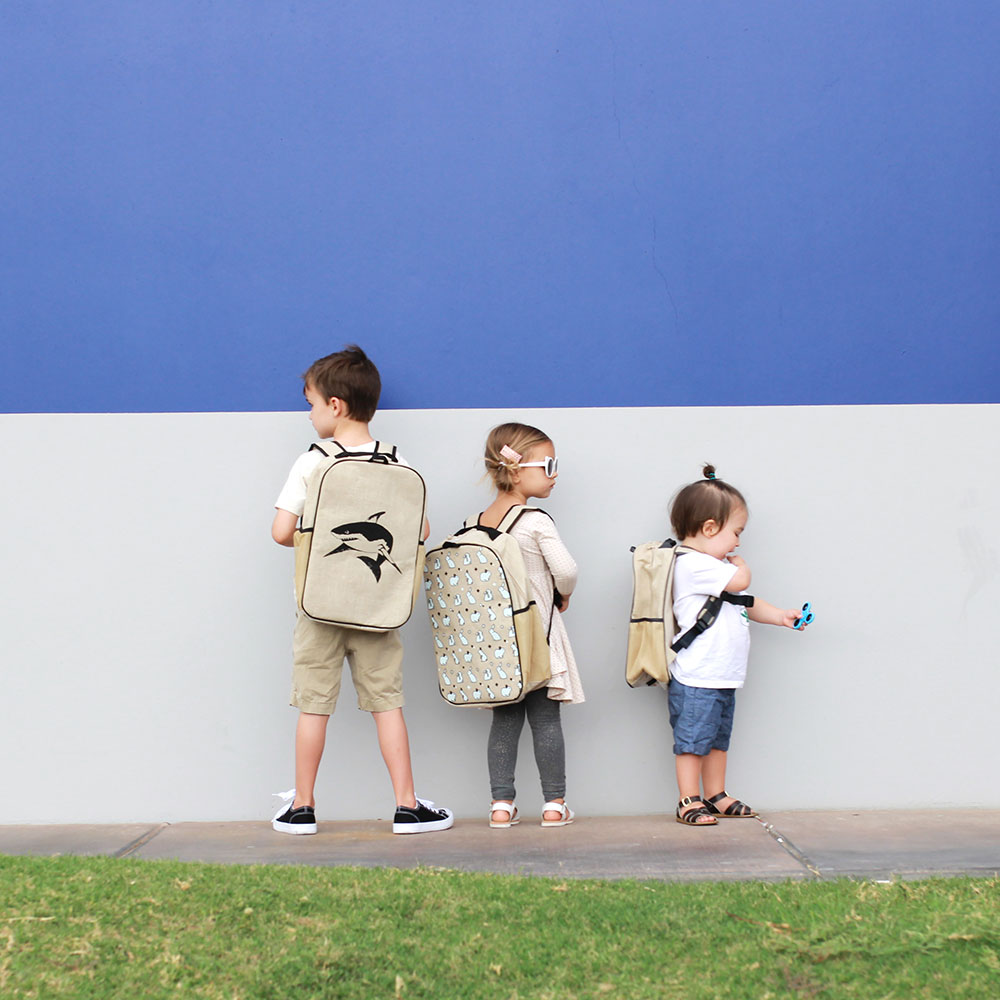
392,798,454,834
272,789,318,835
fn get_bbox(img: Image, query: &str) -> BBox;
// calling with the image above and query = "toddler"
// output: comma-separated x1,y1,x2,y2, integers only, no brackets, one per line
667,465,808,826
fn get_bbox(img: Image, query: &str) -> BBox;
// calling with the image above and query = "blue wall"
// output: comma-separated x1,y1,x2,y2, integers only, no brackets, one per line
3,2,998,412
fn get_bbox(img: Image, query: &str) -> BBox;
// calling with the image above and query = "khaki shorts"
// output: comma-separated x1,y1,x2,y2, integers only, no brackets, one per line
290,615,405,715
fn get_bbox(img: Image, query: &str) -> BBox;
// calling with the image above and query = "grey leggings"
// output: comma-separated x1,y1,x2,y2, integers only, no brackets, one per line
488,688,566,802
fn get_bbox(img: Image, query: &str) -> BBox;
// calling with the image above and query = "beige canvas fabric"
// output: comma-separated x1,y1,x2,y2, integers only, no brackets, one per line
424,505,551,707
294,443,426,632
625,540,690,688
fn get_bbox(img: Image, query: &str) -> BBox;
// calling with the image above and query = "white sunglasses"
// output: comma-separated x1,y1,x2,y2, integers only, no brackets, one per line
518,456,559,477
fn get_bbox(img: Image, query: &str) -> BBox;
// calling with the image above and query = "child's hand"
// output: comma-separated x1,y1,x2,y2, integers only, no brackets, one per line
727,554,747,569
779,608,805,629
749,600,809,628
558,593,571,613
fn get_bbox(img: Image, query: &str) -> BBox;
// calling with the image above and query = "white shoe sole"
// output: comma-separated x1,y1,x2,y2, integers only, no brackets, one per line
272,819,317,835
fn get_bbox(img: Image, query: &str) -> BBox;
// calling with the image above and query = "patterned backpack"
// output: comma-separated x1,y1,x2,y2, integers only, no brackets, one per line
293,440,426,632
423,505,552,707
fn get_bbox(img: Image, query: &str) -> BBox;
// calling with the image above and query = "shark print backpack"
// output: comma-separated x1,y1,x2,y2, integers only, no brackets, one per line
293,440,426,632
423,505,552,707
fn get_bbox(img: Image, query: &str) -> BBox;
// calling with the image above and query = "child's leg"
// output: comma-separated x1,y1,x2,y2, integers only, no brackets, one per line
294,712,330,808
342,629,417,808
701,746,755,816
372,708,417,808
700,693,755,816
668,680,718,824
702,748,728,802
523,689,567,820
289,616,349,810
489,700,527,819
674,753,715,821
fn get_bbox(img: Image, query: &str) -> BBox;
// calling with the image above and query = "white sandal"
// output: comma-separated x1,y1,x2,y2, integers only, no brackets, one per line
541,801,575,827
489,800,519,828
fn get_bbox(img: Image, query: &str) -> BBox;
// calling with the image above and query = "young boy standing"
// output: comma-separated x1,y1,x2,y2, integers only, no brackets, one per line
270,345,453,835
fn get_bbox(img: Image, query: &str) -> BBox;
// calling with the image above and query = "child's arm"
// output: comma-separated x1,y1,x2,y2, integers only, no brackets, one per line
724,555,752,593
535,518,577,608
748,598,801,629
272,509,299,547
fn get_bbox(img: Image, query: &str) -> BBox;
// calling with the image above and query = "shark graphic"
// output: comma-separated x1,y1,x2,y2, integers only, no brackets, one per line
325,511,401,582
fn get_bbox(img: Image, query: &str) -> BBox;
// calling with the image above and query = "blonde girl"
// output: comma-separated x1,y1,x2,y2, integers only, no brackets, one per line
477,422,584,828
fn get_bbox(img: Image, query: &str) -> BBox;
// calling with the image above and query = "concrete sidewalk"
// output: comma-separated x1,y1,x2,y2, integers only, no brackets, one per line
2,810,997,882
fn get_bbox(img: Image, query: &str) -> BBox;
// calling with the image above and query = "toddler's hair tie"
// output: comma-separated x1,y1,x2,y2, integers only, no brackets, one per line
706,471,716,480
499,444,522,465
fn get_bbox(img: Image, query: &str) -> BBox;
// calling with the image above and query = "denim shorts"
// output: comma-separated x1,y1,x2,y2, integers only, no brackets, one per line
668,680,736,756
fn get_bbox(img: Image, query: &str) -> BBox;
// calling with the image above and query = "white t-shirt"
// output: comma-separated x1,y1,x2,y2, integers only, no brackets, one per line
669,549,751,689
274,440,410,517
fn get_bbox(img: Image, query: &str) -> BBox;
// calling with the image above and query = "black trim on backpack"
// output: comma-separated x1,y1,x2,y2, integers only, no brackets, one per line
492,506,560,642
448,524,503,543
308,439,400,464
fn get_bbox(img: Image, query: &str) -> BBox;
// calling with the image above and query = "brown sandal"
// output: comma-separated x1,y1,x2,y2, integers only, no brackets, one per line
703,791,757,818
675,795,717,826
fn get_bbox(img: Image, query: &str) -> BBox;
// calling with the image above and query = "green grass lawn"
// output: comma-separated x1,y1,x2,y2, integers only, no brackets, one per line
2,855,998,999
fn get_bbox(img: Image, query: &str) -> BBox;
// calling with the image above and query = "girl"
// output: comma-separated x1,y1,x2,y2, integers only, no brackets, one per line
477,423,584,828
668,465,807,826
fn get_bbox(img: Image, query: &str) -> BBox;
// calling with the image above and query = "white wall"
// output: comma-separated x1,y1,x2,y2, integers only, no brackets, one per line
2,404,998,823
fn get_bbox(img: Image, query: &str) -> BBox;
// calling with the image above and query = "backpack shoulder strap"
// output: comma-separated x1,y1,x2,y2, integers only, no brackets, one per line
365,441,401,464
448,523,502,544
308,439,401,463
496,504,560,638
497,504,550,534
668,545,755,653
308,438,350,459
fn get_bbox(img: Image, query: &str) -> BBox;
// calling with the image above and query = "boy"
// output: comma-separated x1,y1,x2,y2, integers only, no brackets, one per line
270,344,453,835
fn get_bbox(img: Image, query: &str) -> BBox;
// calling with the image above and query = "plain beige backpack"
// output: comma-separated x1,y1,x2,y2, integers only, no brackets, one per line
626,539,754,687
293,440,426,631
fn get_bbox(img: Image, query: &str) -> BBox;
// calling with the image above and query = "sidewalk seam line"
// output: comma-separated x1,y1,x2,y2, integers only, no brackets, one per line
758,818,823,879
114,822,170,859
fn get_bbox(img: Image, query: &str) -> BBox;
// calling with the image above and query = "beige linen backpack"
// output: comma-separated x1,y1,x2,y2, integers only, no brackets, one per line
423,505,553,706
626,539,754,687
294,440,426,631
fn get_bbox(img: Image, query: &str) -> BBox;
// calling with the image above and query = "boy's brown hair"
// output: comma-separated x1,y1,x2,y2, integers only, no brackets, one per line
302,344,381,423
670,464,748,540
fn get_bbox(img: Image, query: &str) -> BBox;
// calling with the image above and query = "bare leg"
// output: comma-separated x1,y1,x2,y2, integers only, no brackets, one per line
675,752,714,823
373,708,417,808
703,749,751,814
701,748,729,802
294,712,330,808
